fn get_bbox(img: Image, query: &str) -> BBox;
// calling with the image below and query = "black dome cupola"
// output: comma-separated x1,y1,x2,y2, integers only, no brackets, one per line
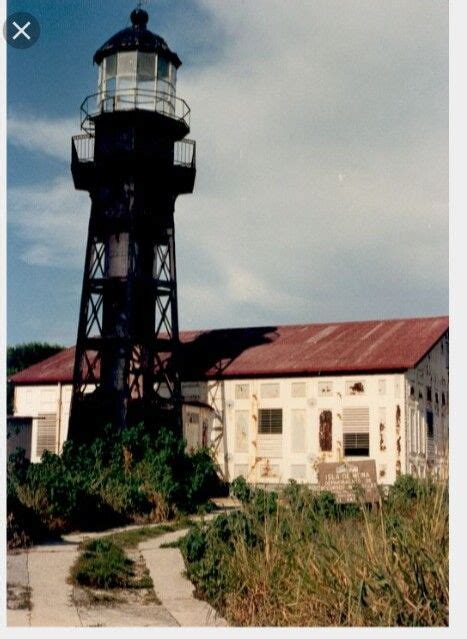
93,9,181,67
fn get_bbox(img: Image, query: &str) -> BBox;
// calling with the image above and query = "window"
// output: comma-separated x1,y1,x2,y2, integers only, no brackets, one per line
290,464,306,480
118,51,137,76
260,383,280,399
343,407,369,456
426,386,432,402
36,413,57,457
426,410,434,439
258,408,282,434
319,410,332,452
318,381,333,397
138,52,155,79
378,379,386,395
410,408,417,453
291,409,306,452
105,54,117,78
291,382,306,398
346,380,365,395
157,55,170,81
234,410,249,453
235,383,250,400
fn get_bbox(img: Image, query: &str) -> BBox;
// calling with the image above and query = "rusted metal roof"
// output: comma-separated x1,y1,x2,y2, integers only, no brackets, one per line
9,316,448,385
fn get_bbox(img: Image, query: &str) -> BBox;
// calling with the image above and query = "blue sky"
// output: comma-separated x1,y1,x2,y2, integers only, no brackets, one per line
8,0,448,346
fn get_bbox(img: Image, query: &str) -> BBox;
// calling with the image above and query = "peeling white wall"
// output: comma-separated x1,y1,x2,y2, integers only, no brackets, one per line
12,335,449,483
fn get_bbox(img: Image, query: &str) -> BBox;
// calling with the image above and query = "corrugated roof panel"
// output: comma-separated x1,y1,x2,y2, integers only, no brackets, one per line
9,316,448,385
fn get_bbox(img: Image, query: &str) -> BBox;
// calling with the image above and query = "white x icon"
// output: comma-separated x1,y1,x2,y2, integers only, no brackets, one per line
12,21,31,40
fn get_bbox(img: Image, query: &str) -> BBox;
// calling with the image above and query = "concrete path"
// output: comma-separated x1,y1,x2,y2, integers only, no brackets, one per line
7,519,228,627
140,528,227,627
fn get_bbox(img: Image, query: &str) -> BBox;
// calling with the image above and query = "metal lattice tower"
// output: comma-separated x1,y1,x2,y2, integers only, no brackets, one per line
68,8,195,442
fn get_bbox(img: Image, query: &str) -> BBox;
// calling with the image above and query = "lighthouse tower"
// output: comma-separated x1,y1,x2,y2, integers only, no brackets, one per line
68,8,195,442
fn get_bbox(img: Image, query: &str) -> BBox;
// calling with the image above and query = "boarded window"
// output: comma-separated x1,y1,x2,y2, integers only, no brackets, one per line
291,409,306,452
318,381,333,397
234,410,249,453
36,413,57,457
235,384,250,400
260,383,280,399
319,410,332,452
291,382,306,398
346,380,365,395
343,407,369,457
378,379,386,395
290,464,306,480
258,408,282,434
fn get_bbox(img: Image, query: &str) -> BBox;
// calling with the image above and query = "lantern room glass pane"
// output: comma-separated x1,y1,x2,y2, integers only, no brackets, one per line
116,76,136,110
118,51,137,76
105,54,117,78
157,56,170,81
138,52,155,79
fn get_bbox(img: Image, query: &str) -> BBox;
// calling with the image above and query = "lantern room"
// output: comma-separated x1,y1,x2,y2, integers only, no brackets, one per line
93,8,182,115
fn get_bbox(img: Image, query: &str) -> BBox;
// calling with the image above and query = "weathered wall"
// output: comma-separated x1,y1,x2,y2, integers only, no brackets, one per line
404,333,449,479
12,335,449,483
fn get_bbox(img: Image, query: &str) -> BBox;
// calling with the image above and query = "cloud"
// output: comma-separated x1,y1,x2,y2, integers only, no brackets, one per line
8,176,89,267
8,0,448,334
8,115,78,161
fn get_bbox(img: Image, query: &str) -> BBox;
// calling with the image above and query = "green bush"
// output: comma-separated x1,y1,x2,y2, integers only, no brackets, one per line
7,423,226,546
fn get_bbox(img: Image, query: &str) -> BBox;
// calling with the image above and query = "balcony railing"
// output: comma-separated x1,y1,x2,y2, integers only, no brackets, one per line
72,133,196,170
72,133,95,163
80,89,191,134
174,139,196,168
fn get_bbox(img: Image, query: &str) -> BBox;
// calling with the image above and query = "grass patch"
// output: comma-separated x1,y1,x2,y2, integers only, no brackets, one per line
70,539,135,589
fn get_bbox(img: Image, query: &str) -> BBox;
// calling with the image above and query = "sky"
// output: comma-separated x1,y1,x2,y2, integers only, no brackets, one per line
7,0,448,346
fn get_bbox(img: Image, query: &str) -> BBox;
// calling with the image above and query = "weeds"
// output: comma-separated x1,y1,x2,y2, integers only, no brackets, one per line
180,477,448,627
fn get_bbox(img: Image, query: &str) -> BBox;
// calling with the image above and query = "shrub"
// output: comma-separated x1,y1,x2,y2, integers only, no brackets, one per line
230,476,251,503
7,423,225,544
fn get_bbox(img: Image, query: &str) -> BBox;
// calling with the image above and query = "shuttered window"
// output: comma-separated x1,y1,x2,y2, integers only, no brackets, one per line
258,408,282,434
343,407,369,456
36,413,57,457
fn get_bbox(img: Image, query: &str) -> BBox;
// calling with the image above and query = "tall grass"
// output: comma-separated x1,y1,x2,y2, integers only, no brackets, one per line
181,477,448,627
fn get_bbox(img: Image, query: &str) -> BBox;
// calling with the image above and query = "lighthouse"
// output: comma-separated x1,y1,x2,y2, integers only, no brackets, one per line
68,8,195,442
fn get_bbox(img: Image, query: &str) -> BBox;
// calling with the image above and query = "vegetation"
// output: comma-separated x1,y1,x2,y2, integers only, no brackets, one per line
180,476,448,627
7,342,63,414
70,538,137,590
7,422,226,548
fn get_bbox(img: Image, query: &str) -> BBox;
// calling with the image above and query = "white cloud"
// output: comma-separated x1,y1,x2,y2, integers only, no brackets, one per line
8,115,78,161
8,176,89,267
8,0,448,330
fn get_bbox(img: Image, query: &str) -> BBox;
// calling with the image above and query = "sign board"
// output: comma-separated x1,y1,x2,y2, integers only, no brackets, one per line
317,460,379,504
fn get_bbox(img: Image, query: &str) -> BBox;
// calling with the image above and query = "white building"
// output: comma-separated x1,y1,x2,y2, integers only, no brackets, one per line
8,316,448,485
